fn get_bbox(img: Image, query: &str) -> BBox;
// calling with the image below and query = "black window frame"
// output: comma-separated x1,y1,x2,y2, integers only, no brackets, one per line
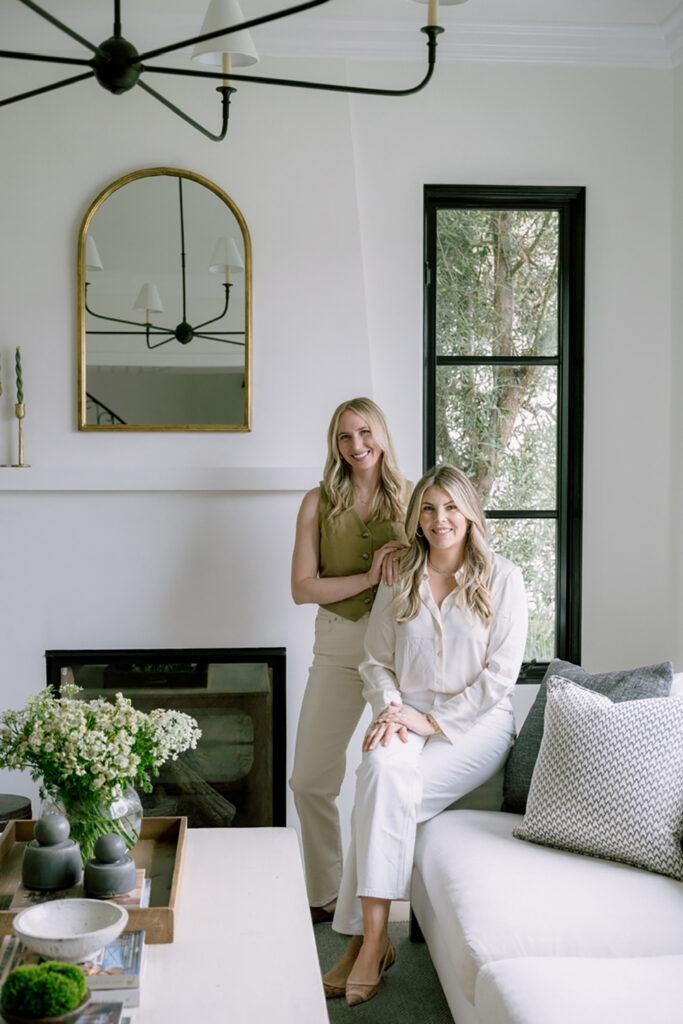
423,185,585,682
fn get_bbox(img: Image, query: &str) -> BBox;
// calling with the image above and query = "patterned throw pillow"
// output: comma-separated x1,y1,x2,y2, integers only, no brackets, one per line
513,677,683,879
502,660,674,814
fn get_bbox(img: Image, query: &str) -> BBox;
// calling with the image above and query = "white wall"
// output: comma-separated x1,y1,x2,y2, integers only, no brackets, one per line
0,53,678,846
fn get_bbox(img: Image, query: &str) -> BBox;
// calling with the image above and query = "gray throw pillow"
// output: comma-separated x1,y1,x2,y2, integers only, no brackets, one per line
513,677,683,879
502,659,674,814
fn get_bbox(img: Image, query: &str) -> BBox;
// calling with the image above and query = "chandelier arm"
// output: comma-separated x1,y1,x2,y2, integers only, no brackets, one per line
16,0,98,54
193,333,246,346
0,70,94,108
85,292,175,335
0,50,94,67
178,179,188,324
137,79,233,142
146,334,174,350
132,0,335,65
192,286,231,332
140,26,442,99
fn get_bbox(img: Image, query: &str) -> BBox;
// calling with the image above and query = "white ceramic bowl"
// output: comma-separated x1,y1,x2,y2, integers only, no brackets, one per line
12,899,128,963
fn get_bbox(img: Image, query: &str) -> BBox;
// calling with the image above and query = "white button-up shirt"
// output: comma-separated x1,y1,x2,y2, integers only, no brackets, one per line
359,553,528,743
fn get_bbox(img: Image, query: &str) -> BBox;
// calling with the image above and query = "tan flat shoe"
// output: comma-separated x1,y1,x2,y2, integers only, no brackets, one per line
345,939,396,1007
322,935,362,999
323,980,346,999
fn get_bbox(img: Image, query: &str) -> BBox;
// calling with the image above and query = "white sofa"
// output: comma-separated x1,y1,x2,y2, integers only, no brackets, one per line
410,674,683,1024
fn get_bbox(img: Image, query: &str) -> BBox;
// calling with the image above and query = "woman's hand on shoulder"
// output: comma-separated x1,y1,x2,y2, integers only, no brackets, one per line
369,541,408,589
379,543,408,587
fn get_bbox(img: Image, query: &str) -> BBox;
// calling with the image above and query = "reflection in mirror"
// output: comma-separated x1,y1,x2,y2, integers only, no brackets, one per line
78,167,251,431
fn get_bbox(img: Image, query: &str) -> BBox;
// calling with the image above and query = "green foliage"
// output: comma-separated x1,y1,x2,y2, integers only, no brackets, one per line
434,208,560,660
0,685,202,865
1,962,87,1018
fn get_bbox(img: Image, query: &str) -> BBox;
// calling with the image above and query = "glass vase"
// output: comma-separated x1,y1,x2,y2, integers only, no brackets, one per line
41,786,143,867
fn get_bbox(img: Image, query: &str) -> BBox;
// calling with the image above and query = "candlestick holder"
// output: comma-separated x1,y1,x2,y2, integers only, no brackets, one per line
12,402,30,467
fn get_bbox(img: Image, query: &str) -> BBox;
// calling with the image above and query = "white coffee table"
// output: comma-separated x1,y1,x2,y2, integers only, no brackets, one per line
139,827,329,1023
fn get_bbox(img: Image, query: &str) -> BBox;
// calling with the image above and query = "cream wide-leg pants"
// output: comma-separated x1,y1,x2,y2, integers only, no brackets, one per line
332,697,515,935
289,608,370,908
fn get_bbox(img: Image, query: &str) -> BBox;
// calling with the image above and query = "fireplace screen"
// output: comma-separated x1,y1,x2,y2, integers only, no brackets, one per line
45,649,286,828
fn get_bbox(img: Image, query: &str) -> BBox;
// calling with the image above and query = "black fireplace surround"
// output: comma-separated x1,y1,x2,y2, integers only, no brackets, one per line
45,648,286,828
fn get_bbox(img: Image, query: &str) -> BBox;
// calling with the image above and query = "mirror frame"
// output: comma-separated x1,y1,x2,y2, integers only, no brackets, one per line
78,167,252,432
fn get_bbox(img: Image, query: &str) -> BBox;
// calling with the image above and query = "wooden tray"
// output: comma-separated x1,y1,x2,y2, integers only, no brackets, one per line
0,816,187,944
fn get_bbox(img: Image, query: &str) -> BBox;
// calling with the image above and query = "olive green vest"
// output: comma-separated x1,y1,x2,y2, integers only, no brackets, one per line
319,484,408,622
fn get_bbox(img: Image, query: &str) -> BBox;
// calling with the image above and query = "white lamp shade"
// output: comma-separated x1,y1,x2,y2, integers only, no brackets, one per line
192,0,259,68
209,236,244,274
86,235,103,271
133,282,164,313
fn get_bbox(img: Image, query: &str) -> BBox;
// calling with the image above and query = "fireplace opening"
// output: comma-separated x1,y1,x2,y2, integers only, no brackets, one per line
45,648,286,828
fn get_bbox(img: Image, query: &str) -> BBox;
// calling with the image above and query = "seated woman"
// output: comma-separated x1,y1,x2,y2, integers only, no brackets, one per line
323,464,528,1007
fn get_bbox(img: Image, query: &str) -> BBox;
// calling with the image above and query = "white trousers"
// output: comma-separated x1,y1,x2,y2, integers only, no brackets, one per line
332,697,515,935
289,609,370,907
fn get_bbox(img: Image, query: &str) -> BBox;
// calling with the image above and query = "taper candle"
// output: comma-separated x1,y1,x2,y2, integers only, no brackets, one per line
15,346,24,404
428,0,439,27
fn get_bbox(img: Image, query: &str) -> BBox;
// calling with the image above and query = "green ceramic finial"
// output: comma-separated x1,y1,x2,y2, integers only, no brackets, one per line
15,346,23,404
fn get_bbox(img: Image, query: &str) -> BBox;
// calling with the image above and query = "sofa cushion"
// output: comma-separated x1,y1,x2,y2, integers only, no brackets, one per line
502,659,674,813
411,809,683,1003
474,955,683,1024
513,678,683,879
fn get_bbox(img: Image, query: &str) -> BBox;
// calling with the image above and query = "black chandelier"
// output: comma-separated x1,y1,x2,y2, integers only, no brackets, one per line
85,177,244,349
1,0,453,142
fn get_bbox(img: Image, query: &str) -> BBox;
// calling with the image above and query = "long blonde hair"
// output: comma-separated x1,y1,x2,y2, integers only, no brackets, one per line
393,465,494,626
322,397,406,521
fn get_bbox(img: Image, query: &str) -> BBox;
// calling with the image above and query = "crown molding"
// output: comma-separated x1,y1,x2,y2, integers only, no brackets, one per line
5,8,683,71
254,16,679,70
254,18,673,69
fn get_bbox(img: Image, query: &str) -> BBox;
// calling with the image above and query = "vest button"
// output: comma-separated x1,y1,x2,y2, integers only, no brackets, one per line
362,552,369,560
362,532,369,539
365,598,371,605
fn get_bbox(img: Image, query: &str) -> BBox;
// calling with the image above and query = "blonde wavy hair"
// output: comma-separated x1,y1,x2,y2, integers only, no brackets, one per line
393,465,494,626
322,397,406,522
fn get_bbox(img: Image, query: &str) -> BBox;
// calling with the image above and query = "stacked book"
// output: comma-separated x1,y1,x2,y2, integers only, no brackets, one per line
0,872,151,1022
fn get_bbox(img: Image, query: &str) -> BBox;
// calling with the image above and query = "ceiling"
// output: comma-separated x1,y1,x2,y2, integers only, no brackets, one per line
5,1,683,67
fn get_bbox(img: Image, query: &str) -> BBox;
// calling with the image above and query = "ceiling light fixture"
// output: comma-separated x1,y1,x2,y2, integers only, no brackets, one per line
0,0,460,142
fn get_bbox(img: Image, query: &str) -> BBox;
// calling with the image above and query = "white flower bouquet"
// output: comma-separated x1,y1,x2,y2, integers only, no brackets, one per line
0,684,202,863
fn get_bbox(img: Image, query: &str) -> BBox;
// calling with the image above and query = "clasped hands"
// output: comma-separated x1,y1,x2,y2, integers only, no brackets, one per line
363,701,437,752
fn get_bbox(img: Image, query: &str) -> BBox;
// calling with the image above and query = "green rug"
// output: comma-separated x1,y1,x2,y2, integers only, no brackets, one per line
314,921,454,1023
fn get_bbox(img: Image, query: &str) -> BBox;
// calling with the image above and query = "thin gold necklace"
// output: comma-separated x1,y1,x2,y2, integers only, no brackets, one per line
428,559,460,577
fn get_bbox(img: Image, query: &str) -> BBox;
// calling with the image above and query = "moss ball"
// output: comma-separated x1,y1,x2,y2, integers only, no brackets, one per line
1,961,88,1018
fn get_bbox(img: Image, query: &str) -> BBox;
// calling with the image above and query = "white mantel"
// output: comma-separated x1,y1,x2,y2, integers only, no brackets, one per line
0,467,317,492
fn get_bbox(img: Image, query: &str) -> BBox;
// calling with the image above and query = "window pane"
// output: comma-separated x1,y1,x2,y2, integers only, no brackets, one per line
488,518,556,663
436,364,557,509
436,208,559,357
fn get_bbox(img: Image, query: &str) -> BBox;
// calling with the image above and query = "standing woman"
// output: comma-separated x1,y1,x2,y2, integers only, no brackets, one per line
323,464,528,1005
290,397,410,923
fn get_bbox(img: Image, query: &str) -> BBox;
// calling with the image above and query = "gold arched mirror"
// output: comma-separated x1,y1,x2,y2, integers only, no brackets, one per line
78,167,251,431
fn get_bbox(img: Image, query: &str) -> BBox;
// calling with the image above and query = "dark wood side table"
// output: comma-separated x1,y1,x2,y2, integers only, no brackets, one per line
0,794,32,832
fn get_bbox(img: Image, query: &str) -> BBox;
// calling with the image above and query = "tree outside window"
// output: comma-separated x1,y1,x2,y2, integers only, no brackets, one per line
424,187,585,678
